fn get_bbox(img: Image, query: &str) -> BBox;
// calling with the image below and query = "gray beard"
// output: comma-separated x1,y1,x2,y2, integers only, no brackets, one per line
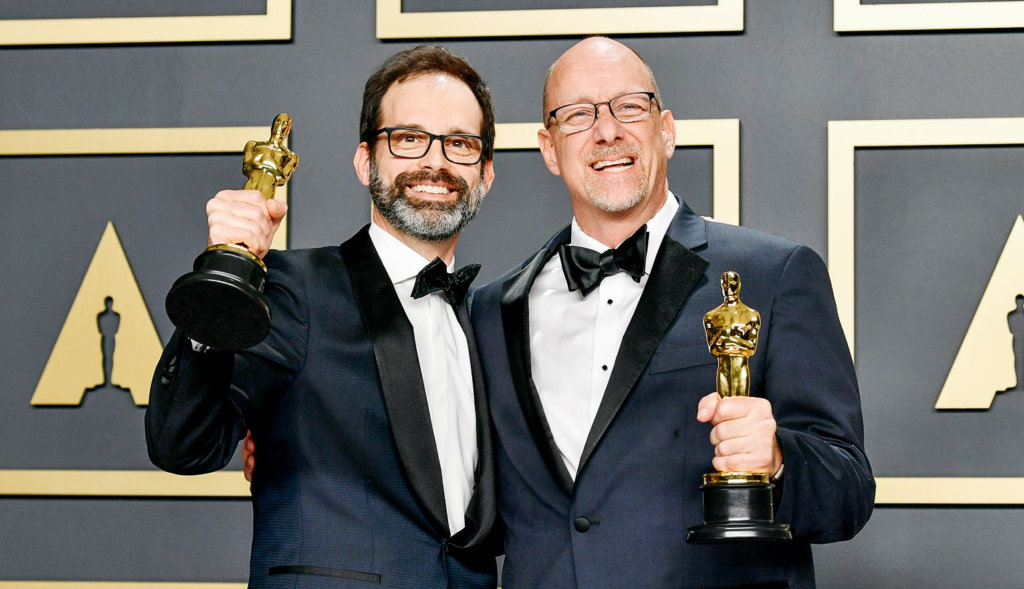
585,182,646,213
369,160,485,242
582,146,648,213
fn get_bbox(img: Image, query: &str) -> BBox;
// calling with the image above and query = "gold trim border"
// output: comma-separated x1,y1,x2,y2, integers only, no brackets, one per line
0,125,289,247
876,478,1024,505
376,0,744,38
834,0,1024,32
0,0,291,46
496,119,741,224
0,470,248,497
828,116,1024,505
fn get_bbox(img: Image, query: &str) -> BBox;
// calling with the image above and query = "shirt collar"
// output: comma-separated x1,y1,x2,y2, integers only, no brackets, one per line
368,222,453,285
569,192,679,274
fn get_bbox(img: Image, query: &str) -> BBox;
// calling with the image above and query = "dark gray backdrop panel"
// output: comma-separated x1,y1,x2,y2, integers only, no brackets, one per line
0,499,251,580
3,0,1024,586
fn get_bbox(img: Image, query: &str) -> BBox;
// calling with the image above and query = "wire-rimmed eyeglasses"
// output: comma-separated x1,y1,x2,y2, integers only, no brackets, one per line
547,92,658,135
375,127,485,165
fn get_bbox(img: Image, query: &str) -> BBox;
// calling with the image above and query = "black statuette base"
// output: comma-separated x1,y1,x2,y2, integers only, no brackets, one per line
687,480,792,543
165,247,270,351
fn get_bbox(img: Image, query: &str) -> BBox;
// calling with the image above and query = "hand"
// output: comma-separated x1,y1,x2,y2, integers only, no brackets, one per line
242,430,256,484
696,392,782,475
206,189,288,258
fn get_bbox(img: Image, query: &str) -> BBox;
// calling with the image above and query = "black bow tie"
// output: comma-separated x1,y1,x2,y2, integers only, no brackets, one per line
558,225,649,297
411,257,480,306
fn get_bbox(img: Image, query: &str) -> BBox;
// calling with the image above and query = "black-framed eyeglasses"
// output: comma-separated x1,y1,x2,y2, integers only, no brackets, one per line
374,127,485,165
547,91,658,135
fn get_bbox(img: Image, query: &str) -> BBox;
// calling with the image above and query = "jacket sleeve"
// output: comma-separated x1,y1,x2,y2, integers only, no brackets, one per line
145,251,309,475
145,332,245,474
765,245,875,542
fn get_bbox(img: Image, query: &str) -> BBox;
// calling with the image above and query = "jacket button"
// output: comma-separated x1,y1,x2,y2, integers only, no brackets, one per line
573,517,591,533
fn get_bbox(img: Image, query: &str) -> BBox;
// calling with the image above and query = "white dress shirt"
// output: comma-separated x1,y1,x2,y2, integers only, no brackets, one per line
368,223,477,535
528,195,679,479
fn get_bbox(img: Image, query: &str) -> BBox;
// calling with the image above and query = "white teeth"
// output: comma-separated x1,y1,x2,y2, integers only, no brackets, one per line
411,184,450,194
593,157,633,171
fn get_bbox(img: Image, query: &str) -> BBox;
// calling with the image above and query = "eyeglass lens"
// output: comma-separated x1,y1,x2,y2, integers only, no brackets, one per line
553,92,654,133
386,128,483,164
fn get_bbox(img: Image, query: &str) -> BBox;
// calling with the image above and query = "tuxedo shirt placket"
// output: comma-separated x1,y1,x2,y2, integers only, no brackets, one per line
529,195,679,480
368,224,476,536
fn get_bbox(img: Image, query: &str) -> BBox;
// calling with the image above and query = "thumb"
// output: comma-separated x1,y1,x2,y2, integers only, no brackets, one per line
696,392,720,423
266,199,288,221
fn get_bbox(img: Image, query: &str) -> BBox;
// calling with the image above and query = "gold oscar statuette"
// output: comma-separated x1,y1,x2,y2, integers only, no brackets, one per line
165,113,298,351
687,271,791,543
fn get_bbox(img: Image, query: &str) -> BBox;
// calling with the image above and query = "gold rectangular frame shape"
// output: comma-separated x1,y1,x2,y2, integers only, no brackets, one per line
0,0,291,45
496,119,741,225
0,124,287,500
828,116,1024,505
835,0,1024,32
376,0,744,38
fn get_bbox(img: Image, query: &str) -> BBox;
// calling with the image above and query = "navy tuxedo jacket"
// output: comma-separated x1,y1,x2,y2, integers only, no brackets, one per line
471,201,874,588
147,226,499,588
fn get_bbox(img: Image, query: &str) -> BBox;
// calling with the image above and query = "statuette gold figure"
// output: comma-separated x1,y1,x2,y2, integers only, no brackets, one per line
704,271,760,399
165,113,298,351
687,270,791,543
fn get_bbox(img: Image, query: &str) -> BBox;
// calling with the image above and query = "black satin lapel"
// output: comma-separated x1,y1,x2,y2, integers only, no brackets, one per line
450,300,498,550
578,236,709,472
339,227,449,537
500,247,575,495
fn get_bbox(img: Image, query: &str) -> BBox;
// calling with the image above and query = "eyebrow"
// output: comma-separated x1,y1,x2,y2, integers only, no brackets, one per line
387,122,481,136
556,90,650,105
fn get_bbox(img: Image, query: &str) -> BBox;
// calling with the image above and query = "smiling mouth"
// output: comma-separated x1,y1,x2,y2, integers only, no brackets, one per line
591,157,635,172
408,184,453,195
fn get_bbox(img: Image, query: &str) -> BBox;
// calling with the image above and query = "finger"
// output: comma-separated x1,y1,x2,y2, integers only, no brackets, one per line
266,200,288,242
712,454,757,473
710,397,749,424
712,450,775,475
266,199,288,221
207,195,275,229
208,220,272,254
708,419,745,448
711,396,775,426
696,392,720,423
214,189,266,205
243,430,254,454
206,194,278,255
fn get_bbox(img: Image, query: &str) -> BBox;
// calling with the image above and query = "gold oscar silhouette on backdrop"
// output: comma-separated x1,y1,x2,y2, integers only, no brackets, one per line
165,113,298,351
688,271,791,543
936,214,1024,408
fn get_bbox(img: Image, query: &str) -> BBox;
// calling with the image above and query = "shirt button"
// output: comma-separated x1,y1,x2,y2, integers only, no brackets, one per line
574,517,591,533
607,299,613,305
601,365,608,371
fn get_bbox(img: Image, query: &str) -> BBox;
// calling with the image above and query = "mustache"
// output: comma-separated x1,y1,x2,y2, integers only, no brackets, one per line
586,145,641,163
394,169,468,197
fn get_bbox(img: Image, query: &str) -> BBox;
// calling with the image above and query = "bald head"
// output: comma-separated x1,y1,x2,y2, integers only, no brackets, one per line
542,37,663,120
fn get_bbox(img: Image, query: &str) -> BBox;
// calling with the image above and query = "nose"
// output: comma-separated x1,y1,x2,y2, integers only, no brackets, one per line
591,102,625,144
418,136,448,169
